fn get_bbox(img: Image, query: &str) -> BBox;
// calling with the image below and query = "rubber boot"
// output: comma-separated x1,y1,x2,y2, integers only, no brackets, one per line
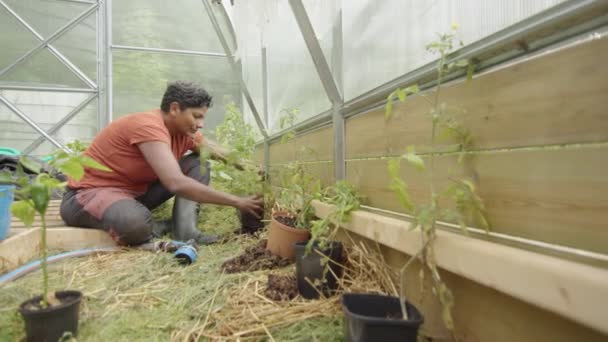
172,196,218,245
152,219,173,238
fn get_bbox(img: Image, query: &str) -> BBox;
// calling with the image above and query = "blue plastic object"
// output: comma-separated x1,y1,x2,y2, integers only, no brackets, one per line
0,185,15,241
174,245,197,265
0,147,20,157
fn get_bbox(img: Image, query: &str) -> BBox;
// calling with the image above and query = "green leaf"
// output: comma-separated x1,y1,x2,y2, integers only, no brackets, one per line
402,146,425,171
58,159,84,181
385,91,396,121
0,171,14,184
11,200,36,227
397,89,406,102
466,61,475,81
454,59,469,67
458,218,470,236
218,171,233,181
19,156,42,174
79,156,112,172
387,159,414,211
404,84,420,94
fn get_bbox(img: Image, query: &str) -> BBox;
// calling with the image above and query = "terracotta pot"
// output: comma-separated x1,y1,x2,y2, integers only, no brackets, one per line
266,211,310,260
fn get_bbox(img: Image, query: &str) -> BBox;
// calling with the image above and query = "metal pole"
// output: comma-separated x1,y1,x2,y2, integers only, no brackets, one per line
288,0,342,104
262,46,269,128
202,0,268,139
0,95,68,152
56,0,96,4
96,0,105,131
0,85,96,93
264,141,270,177
0,0,97,89
22,94,98,154
111,44,227,58
332,5,345,180
106,0,113,123
0,3,99,82
289,0,345,180
332,104,345,180
261,44,271,177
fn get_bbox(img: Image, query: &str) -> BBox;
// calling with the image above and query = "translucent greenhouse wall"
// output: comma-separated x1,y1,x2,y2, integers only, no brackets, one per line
0,0,242,156
111,0,241,136
0,0,99,156
230,0,564,133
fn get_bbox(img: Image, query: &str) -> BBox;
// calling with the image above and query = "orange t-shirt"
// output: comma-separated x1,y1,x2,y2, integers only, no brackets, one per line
68,109,201,193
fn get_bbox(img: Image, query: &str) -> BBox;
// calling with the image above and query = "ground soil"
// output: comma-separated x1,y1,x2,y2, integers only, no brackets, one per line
275,215,297,228
221,239,292,273
264,274,298,301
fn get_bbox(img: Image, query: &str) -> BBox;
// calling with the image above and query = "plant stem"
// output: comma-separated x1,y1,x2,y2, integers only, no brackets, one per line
399,239,431,320
40,214,49,308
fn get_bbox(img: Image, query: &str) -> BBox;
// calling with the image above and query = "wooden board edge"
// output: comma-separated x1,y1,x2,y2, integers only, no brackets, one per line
46,228,116,250
0,228,42,273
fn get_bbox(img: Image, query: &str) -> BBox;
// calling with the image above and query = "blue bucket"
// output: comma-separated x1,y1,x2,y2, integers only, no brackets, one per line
0,185,15,240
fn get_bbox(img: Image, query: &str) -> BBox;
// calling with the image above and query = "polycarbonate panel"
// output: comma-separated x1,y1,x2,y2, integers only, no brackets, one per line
0,48,88,88
112,51,241,136
231,3,264,133
0,90,92,154
242,97,264,142
3,0,90,38
29,98,99,156
232,0,331,133
113,0,224,53
302,0,341,87
0,4,39,71
0,101,40,152
207,0,237,53
53,13,97,82
342,0,565,100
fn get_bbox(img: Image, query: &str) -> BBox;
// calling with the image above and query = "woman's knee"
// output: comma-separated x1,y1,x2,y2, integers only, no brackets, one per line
179,154,210,185
102,200,153,246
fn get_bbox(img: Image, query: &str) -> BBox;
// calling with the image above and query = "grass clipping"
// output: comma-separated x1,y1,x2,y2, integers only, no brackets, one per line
177,238,399,341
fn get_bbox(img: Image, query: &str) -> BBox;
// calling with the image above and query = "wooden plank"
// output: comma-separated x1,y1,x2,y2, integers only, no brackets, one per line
0,227,116,273
269,127,333,163
269,162,334,188
346,37,608,158
11,220,65,228
0,228,41,273
253,146,264,164
46,227,116,250
346,145,608,254
314,201,608,336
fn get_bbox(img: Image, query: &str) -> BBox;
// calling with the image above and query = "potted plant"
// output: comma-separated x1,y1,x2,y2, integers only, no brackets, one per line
203,102,266,234
293,180,361,299
267,160,320,259
264,108,326,259
341,26,489,341
1,143,110,342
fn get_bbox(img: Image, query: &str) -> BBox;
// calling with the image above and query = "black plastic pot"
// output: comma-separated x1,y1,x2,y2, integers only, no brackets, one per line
239,206,265,235
19,290,83,342
294,240,344,299
342,293,423,342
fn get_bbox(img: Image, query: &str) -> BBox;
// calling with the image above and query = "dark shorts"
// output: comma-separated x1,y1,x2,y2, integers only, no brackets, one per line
60,154,209,246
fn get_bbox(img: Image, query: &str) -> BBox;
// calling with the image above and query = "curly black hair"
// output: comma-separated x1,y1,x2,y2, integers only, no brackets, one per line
160,81,213,112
